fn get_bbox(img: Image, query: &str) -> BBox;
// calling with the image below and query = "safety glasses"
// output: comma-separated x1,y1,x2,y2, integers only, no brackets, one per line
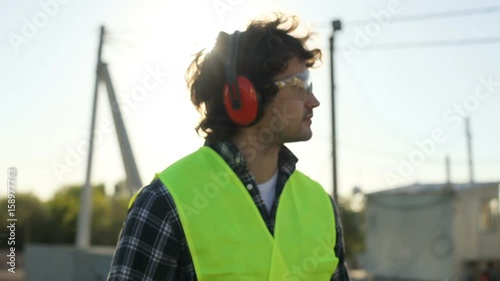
274,69,313,98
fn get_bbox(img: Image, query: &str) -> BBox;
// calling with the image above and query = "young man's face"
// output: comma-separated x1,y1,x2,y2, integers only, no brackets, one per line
256,57,320,144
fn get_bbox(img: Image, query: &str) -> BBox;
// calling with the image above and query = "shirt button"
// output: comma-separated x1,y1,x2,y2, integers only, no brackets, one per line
246,184,253,190
235,156,241,164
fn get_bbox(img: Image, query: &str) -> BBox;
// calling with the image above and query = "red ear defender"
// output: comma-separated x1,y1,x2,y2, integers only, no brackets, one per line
223,76,258,126
222,31,260,127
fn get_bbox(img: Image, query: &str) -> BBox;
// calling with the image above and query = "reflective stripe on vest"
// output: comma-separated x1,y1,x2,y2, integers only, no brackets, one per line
130,146,338,280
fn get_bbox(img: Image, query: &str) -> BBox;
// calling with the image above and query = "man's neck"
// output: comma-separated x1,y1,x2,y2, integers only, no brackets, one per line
231,134,280,184
245,147,279,184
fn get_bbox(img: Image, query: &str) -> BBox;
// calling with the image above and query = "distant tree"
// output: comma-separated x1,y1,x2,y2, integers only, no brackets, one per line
46,183,130,246
0,193,51,250
0,182,131,247
46,184,83,244
337,198,366,267
91,184,129,245
113,180,133,200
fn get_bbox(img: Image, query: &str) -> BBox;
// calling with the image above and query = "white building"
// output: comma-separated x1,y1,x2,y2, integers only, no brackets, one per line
361,182,500,280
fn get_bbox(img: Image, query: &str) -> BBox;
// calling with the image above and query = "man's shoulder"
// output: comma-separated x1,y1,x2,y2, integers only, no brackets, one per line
138,178,166,195
158,147,214,174
290,169,335,202
291,169,322,187
129,178,175,211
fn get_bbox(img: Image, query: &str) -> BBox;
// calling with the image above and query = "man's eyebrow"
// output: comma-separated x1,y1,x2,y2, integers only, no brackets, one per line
275,69,310,81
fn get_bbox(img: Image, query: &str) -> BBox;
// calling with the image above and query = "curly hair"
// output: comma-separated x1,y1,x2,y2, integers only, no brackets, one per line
186,13,322,142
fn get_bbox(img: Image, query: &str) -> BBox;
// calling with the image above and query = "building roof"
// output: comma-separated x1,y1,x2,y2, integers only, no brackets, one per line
367,181,499,196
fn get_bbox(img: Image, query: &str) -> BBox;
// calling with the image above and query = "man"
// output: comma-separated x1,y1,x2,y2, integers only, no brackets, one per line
108,13,350,281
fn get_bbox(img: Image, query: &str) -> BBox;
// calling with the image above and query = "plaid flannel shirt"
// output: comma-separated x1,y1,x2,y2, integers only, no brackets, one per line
107,140,350,281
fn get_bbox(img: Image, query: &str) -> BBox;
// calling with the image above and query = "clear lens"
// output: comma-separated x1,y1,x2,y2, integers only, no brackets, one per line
274,69,312,97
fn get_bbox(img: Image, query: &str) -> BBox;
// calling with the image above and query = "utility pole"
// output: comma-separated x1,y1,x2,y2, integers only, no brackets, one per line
100,63,143,191
445,155,451,184
330,20,342,202
76,26,143,249
465,117,474,184
76,26,105,249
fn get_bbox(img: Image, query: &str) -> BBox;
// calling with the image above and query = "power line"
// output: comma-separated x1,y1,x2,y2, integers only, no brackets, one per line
363,37,500,50
313,6,500,29
348,5,500,26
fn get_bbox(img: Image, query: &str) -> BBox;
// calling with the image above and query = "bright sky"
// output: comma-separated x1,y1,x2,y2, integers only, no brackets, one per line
1,0,499,201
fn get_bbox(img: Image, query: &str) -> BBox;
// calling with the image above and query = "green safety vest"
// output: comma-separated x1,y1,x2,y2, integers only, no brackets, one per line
129,146,338,280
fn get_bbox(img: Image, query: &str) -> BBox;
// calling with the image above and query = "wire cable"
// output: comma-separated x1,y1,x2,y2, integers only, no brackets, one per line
364,37,500,50
313,5,500,29
349,5,500,26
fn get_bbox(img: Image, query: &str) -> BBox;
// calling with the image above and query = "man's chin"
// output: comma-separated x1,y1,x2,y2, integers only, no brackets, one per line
283,130,313,143
300,127,313,141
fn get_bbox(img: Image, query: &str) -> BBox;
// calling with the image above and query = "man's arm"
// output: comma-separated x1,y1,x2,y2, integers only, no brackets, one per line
107,181,182,281
330,197,350,281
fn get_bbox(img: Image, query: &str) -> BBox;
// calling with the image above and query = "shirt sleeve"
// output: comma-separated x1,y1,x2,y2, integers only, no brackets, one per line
107,181,182,281
330,196,351,281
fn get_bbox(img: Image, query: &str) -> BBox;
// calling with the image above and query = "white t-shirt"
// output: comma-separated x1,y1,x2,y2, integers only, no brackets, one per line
257,170,278,214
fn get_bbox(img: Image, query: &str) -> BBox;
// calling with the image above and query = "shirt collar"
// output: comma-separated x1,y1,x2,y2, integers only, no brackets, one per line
204,139,298,174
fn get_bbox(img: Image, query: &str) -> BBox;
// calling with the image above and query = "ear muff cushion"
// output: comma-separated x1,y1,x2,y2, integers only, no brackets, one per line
223,76,258,126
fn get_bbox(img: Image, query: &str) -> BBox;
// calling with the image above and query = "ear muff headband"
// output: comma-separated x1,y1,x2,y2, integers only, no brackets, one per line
225,31,241,109
223,31,259,126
